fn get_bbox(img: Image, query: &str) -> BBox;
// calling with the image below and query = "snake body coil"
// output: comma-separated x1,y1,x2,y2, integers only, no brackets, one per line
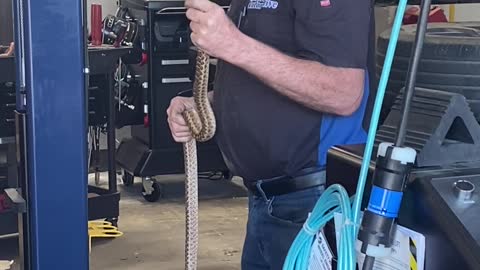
182,50,216,270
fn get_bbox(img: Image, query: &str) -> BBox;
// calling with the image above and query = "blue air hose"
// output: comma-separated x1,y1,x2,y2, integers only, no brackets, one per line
283,0,409,269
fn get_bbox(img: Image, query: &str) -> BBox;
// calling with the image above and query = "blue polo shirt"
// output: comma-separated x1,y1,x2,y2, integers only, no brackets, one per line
213,0,375,181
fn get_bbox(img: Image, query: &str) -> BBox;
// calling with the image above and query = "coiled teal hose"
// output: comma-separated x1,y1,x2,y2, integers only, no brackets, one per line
283,0,409,269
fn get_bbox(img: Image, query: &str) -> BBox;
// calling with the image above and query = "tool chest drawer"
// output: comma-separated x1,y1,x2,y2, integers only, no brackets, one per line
152,52,193,77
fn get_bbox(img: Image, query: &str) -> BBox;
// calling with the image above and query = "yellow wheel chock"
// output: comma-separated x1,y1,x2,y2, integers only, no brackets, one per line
88,221,123,252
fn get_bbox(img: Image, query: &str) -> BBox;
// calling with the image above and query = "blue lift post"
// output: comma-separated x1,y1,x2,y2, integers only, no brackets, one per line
13,0,89,269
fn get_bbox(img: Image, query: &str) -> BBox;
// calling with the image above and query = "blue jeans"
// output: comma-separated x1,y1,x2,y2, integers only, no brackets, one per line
241,184,325,270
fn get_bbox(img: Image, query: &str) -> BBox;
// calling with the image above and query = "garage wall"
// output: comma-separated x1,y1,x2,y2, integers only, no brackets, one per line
443,4,480,22
373,3,480,41
375,6,397,38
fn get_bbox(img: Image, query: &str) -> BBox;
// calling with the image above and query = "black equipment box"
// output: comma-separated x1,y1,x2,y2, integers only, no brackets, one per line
326,84,480,269
326,145,480,270
116,0,231,178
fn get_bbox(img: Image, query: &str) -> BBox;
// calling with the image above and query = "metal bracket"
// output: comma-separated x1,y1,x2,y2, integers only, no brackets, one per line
142,177,154,195
4,188,26,213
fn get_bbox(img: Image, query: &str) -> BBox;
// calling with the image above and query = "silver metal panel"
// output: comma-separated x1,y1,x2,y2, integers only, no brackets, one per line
161,77,191,84
161,59,189,65
0,137,15,145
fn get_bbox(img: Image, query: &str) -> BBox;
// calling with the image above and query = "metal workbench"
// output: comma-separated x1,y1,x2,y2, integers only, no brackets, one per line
0,47,135,246
86,46,134,225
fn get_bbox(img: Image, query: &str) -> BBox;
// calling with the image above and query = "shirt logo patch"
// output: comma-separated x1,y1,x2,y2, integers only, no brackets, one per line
320,0,331,7
247,0,279,10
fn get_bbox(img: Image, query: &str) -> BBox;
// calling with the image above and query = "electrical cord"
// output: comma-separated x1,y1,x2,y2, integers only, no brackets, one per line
355,1,428,265
282,185,355,270
282,0,409,268
394,0,432,147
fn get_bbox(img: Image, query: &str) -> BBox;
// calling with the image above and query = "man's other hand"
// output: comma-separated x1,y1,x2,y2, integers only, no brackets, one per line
166,97,195,143
185,0,240,60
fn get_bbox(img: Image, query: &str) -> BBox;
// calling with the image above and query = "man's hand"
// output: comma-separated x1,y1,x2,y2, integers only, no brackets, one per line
0,42,14,58
185,0,240,60
166,97,195,143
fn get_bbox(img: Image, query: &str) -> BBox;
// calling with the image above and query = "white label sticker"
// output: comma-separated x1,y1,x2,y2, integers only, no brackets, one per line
308,231,333,270
333,212,426,270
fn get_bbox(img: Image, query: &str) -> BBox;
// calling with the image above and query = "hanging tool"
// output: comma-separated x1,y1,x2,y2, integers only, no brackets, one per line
357,0,432,269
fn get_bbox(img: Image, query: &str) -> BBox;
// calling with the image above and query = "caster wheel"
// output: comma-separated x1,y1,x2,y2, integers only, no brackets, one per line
122,171,134,187
106,217,119,227
142,180,162,202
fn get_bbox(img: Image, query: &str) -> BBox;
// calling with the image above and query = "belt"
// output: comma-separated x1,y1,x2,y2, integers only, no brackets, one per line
243,168,326,198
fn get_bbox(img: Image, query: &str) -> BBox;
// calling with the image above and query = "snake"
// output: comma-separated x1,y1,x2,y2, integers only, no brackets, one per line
182,49,216,270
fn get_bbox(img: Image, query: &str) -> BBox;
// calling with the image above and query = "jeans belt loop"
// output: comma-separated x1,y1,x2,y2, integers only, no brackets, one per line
255,180,270,202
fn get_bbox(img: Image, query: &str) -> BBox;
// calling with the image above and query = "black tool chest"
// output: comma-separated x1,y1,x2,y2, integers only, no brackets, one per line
116,0,231,181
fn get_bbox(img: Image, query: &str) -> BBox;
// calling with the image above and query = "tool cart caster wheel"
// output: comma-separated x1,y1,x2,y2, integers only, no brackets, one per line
106,217,119,227
142,178,162,202
122,171,134,187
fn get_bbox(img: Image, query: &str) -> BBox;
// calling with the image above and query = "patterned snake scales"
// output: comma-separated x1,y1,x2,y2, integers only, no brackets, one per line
182,49,216,270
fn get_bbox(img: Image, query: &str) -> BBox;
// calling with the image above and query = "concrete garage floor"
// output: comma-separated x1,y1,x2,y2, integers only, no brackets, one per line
0,174,248,270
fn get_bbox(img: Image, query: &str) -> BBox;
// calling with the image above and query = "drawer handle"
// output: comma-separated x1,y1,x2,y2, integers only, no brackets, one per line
5,119,14,123
162,78,191,84
161,59,189,65
5,103,15,108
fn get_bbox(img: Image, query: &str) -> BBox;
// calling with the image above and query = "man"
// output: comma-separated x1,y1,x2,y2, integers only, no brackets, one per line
167,0,374,268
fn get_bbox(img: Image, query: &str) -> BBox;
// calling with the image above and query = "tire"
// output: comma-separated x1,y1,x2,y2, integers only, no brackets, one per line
376,22,480,122
122,170,134,187
142,181,162,202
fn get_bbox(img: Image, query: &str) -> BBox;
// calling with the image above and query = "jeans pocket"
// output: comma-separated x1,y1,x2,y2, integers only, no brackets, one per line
266,186,325,224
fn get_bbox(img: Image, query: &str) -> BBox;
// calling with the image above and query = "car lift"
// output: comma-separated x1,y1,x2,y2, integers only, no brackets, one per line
8,0,89,269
